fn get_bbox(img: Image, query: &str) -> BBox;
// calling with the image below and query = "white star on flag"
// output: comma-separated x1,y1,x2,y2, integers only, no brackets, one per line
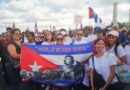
29,60,42,71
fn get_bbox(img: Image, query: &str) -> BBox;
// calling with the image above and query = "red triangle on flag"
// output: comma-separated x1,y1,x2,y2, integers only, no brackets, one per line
89,7,95,18
21,45,59,72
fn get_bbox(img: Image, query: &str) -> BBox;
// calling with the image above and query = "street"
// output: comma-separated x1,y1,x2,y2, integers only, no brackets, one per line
0,63,9,90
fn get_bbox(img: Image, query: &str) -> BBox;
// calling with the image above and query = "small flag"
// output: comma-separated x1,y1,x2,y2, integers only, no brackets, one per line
27,26,29,31
12,22,16,29
80,24,83,30
35,21,38,33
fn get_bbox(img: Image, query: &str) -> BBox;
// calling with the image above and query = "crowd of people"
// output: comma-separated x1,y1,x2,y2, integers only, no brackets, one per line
0,26,130,90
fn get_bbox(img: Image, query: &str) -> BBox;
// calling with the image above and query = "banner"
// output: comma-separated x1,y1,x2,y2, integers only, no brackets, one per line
20,43,94,86
74,15,82,24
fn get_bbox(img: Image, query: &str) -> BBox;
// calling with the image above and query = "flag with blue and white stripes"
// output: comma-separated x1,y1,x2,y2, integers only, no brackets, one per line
94,14,102,32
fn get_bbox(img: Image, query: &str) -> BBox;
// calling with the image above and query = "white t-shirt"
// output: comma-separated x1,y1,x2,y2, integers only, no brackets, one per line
87,34,97,42
24,36,28,43
82,64,90,86
89,53,117,83
107,45,126,58
74,37,88,44
64,37,72,45
124,45,130,65
42,42,54,45
84,37,92,43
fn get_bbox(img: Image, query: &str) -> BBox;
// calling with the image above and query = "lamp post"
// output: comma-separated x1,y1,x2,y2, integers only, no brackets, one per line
112,2,118,27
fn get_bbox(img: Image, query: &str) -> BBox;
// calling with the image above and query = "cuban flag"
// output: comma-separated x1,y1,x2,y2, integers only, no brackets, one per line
94,14,102,32
20,43,94,86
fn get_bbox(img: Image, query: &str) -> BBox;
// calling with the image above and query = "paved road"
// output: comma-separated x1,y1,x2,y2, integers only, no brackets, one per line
0,63,9,90
0,63,49,90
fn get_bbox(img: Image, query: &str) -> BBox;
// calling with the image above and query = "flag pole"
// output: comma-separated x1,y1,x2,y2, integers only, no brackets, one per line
76,23,78,30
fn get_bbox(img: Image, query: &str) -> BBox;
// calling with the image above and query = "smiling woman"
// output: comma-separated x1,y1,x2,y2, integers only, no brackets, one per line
89,38,123,90
6,28,22,90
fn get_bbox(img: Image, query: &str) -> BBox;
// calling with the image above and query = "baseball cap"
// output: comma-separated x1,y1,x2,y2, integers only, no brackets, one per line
107,30,119,37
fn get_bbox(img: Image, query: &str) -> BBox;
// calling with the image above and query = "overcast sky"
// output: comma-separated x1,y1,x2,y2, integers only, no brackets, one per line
0,0,130,33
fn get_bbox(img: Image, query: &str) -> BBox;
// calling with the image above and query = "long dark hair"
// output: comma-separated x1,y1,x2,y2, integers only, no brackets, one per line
114,38,120,56
45,31,54,42
11,28,21,35
107,36,120,56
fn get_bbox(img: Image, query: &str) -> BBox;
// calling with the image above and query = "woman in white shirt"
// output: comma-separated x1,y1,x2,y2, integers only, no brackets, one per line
107,30,126,64
89,38,121,90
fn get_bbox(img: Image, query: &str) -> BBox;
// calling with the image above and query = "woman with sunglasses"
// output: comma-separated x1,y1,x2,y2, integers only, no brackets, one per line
74,30,88,44
51,33,70,90
55,33,64,45
72,30,90,90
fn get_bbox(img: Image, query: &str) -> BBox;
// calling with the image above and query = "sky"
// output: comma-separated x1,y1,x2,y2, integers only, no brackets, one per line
0,0,130,33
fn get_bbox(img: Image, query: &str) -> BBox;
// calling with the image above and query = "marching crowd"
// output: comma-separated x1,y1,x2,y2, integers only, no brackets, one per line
0,26,130,90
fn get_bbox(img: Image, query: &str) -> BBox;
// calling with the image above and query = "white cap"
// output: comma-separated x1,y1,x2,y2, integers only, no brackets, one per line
107,30,119,37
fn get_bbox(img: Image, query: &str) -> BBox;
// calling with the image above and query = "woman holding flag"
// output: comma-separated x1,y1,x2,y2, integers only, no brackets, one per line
6,28,22,90
25,31,46,90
